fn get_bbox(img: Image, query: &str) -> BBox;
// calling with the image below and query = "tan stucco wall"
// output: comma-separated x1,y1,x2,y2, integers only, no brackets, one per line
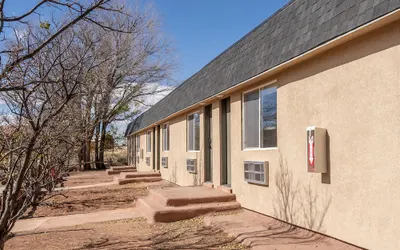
135,131,153,171
159,108,205,186
130,20,400,249
230,20,400,250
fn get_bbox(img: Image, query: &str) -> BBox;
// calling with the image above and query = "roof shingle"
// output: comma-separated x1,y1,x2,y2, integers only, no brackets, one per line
126,0,400,136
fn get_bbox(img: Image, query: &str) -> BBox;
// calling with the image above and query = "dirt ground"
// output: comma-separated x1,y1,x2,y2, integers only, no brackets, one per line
7,216,247,250
12,171,361,250
63,170,114,187
26,171,175,218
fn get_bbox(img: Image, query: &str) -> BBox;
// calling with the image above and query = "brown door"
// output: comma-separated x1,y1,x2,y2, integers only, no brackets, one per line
221,98,231,186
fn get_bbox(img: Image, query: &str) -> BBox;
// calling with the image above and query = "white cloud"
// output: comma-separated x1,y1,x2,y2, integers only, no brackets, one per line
112,82,175,142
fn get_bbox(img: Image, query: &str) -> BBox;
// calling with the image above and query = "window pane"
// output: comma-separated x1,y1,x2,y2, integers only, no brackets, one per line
163,124,169,151
244,90,260,148
187,115,194,151
194,113,200,151
146,132,151,152
167,125,170,151
260,86,277,148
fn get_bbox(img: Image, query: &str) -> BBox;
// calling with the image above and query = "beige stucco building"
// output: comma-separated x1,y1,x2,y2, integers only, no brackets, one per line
126,1,400,249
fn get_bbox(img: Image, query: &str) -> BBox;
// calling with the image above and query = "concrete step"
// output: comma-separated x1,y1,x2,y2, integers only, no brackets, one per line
137,196,241,223
119,171,161,179
117,176,162,185
148,187,236,207
106,168,137,175
110,166,137,171
217,185,233,194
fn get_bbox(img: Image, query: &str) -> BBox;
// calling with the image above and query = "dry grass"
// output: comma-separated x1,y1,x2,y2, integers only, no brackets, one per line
104,147,127,166
30,181,174,218
64,171,114,187
7,217,249,250
24,170,175,218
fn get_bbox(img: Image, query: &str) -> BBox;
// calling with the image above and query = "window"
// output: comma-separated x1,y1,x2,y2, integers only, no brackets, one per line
186,159,197,173
243,86,277,149
146,131,151,152
187,113,200,151
162,157,168,168
244,161,268,185
136,135,140,152
162,124,170,151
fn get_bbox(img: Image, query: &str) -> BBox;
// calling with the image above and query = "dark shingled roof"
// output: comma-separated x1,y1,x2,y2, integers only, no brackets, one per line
126,0,400,136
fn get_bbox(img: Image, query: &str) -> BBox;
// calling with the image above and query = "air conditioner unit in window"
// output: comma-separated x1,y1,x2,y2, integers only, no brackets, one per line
146,157,150,166
140,149,144,159
244,161,269,186
161,157,168,168
186,159,197,173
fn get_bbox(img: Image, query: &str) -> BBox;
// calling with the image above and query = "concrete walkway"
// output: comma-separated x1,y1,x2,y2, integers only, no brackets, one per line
204,210,360,250
12,207,138,233
55,181,116,191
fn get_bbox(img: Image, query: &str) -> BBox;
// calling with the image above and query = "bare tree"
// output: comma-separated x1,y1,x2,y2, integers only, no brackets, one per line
77,5,174,169
0,0,130,92
0,2,174,246
0,17,105,247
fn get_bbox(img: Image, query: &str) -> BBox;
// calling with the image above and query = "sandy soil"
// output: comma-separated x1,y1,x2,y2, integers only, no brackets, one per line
25,171,175,218
7,216,247,250
63,170,114,187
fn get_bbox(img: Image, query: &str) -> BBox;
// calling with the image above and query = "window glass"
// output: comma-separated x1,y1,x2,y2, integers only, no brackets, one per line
187,113,200,151
136,135,140,150
194,113,200,151
243,86,277,149
187,115,194,151
260,86,277,148
146,131,151,152
244,90,260,148
163,124,170,151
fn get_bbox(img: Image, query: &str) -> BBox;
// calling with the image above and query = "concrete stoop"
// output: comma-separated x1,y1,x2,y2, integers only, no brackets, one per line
137,186,241,223
115,171,162,185
106,166,137,175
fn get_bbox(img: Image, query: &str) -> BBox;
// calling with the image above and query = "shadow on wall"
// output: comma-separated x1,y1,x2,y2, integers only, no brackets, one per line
192,146,204,186
274,153,332,233
170,161,177,184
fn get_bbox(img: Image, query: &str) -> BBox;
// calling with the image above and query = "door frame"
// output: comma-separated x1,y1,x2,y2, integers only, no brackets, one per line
204,104,213,182
156,125,161,170
220,97,231,186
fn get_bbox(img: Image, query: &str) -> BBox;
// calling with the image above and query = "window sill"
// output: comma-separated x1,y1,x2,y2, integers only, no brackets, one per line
243,147,278,151
187,150,200,153
246,181,269,187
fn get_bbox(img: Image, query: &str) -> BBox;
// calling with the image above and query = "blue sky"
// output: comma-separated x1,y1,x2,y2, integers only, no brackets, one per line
3,0,288,85
151,0,288,84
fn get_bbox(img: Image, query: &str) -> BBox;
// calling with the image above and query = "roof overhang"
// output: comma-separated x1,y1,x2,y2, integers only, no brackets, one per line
129,8,400,136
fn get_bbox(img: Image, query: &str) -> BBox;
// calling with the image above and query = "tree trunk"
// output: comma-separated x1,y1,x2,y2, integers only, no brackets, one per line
79,143,84,171
0,233,6,250
83,139,91,170
98,121,108,169
94,123,102,169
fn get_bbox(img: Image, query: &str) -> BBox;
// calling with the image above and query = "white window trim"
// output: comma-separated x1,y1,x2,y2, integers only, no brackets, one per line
187,111,200,152
136,135,140,150
162,123,170,152
146,130,152,153
242,84,277,150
